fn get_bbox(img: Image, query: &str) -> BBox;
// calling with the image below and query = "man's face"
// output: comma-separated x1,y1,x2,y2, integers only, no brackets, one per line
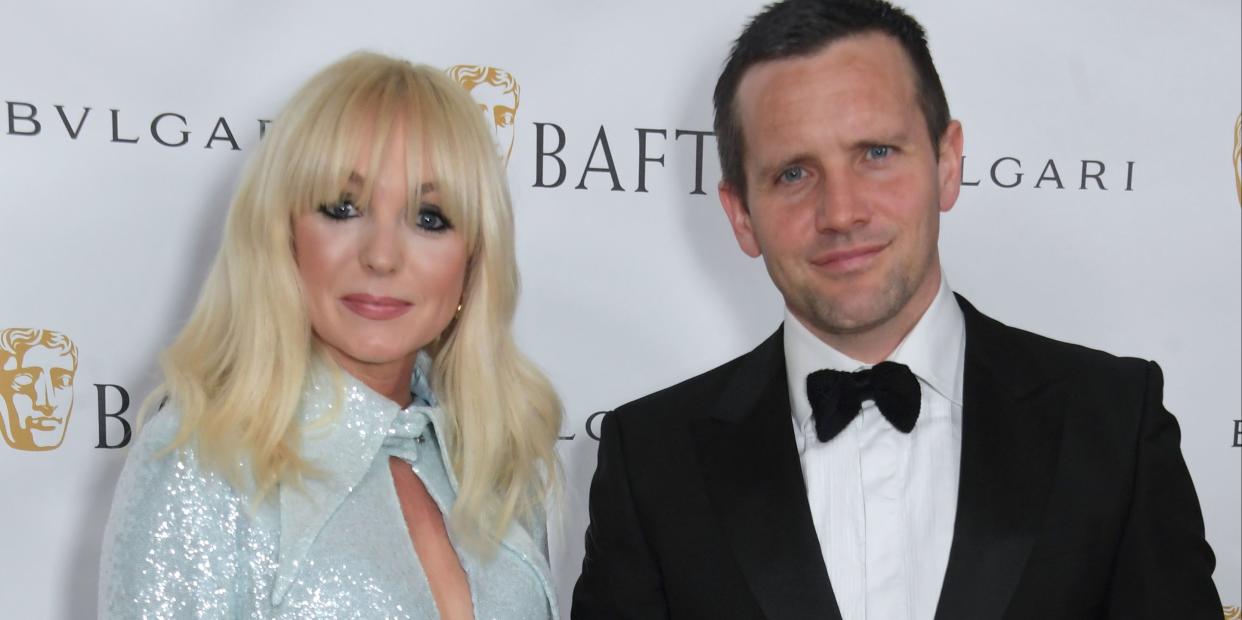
0,344,76,450
720,32,963,345
469,82,518,164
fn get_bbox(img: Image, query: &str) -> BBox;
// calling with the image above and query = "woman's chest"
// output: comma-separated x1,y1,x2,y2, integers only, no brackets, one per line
246,453,550,619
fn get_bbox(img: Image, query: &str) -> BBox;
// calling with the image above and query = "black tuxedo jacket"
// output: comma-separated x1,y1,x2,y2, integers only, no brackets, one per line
572,296,1221,619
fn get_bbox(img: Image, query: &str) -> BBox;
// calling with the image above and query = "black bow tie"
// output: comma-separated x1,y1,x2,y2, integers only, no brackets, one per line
806,361,921,442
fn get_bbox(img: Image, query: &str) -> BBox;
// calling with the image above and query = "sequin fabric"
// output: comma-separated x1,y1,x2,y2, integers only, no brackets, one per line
99,354,557,619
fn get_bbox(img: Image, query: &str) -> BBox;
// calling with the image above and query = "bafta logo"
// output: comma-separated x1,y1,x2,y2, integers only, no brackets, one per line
0,328,78,451
448,64,521,166
1224,605,1240,620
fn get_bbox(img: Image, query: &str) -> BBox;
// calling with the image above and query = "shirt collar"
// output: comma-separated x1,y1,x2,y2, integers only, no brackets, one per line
785,274,965,430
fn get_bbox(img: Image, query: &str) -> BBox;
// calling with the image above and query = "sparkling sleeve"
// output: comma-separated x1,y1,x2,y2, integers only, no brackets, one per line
98,407,246,619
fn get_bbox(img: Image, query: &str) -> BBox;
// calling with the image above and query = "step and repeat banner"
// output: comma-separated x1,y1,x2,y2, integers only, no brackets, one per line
2,1,1239,617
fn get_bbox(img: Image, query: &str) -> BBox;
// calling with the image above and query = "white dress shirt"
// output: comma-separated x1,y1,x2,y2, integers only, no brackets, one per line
784,275,965,620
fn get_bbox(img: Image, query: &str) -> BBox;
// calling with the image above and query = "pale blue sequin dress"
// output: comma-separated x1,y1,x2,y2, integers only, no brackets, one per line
98,356,557,619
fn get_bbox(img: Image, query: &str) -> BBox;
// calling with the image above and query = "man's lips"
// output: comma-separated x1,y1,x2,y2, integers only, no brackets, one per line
340,294,413,320
810,243,886,273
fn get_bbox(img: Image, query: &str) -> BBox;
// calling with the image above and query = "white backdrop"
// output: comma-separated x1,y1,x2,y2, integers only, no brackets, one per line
1,1,1238,618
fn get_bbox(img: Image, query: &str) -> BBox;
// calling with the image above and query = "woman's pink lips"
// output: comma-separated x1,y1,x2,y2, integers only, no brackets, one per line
341,294,412,320
811,244,885,273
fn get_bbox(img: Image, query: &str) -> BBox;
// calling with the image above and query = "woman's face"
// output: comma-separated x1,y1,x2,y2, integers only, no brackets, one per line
293,124,467,390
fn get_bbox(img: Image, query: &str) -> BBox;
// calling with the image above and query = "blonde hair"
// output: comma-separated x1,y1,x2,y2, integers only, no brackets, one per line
148,52,561,547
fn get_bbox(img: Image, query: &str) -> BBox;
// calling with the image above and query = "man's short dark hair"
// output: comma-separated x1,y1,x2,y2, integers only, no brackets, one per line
712,0,951,200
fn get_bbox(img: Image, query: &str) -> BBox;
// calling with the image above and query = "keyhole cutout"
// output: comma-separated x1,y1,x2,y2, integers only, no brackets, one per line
388,456,474,620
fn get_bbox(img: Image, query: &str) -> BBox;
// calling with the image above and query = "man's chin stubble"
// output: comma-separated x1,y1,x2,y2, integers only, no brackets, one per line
798,279,911,339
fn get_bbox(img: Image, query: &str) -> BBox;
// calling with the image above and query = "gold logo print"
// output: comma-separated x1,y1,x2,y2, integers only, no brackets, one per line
1224,605,1240,620
0,328,78,451
448,64,521,166
1233,113,1241,207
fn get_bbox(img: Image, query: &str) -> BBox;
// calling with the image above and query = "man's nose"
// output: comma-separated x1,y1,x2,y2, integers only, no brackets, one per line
814,172,872,233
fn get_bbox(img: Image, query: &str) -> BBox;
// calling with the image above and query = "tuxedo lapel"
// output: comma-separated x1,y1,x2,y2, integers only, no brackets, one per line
934,296,1068,620
691,327,843,620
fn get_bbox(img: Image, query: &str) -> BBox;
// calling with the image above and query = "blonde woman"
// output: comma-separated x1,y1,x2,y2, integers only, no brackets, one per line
98,52,561,619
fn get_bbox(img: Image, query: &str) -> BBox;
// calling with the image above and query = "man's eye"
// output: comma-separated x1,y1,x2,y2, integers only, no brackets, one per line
866,145,891,160
318,197,361,220
416,206,452,232
779,167,806,184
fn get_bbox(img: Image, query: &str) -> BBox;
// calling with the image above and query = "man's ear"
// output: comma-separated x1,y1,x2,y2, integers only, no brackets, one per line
719,181,762,258
937,120,964,213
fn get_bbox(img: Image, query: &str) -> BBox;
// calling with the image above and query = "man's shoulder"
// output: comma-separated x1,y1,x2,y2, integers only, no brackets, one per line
613,351,752,422
966,298,1153,386
610,328,782,429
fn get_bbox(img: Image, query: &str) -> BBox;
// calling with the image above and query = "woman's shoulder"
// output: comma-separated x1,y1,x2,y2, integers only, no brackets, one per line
108,401,249,519
102,402,246,542
127,400,183,453
99,401,256,617
119,403,218,487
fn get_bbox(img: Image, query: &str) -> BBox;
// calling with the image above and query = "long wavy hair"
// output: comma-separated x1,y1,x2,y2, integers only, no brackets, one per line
147,52,561,548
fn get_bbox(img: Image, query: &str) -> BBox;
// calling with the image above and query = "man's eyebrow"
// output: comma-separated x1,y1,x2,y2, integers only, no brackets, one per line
848,129,912,148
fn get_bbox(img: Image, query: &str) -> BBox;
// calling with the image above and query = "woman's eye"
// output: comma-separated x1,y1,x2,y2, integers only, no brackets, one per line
779,167,806,184
416,206,452,232
318,198,361,220
866,145,891,160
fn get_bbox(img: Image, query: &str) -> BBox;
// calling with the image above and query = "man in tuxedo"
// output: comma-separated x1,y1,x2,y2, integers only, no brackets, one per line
571,0,1222,618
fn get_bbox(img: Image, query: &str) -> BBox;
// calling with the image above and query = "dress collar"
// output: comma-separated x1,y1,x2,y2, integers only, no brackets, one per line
785,273,966,430
269,353,559,617
272,352,439,605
